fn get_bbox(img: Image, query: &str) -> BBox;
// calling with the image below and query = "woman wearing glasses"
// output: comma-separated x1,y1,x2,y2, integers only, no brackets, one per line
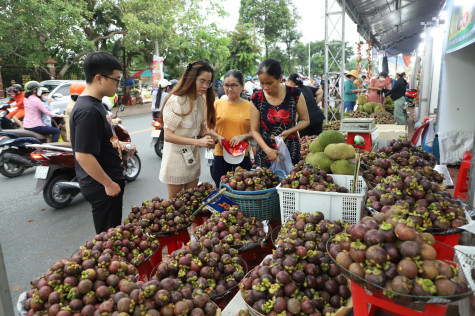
206,69,253,186
159,60,216,199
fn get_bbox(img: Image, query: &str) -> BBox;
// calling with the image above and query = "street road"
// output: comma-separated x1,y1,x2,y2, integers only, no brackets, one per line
0,112,214,311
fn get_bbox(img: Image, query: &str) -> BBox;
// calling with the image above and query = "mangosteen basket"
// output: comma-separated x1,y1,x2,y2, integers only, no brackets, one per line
209,259,249,300
219,170,286,222
326,236,475,305
190,222,271,253
239,270,266,316
71,246,158,268
365,205,475,235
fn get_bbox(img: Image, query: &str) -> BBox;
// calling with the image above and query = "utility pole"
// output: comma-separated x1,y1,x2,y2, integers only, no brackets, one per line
308,42,311,79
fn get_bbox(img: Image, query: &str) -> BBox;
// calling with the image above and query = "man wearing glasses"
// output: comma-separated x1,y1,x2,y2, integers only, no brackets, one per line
70,51,127,234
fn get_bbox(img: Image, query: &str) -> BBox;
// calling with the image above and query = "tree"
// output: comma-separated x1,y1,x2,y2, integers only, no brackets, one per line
222,24,260,76
238,0,290,58
292,40,354,76
280,2,302,72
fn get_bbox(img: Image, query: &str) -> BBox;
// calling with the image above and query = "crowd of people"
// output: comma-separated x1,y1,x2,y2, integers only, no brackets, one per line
1,50,410,234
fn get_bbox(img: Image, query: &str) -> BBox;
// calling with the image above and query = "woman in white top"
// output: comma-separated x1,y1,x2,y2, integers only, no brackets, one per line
159,60,216,198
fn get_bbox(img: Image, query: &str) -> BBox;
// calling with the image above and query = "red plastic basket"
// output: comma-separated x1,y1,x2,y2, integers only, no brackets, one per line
433,233,461,261
351,281,448,316
149,229,191,272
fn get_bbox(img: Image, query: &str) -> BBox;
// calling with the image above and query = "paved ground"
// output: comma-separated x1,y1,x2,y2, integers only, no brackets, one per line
0,111,214,313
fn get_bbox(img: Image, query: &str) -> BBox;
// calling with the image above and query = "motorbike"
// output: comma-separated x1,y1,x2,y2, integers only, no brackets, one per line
0,109,65,178
0,129,44,177
151,117,164,158
0,104,21,129
28,119,141,209
405,89,418,107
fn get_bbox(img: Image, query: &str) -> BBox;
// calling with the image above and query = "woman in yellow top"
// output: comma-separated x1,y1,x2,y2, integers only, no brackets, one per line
207,69,253,186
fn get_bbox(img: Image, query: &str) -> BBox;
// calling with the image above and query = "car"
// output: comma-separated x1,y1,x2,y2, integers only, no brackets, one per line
40,80,85,111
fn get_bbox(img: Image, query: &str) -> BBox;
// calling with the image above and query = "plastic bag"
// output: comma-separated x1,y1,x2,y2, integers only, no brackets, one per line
270,136,293,174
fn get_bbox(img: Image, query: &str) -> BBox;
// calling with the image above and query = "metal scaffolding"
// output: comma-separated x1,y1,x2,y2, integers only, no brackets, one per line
324,0,346,122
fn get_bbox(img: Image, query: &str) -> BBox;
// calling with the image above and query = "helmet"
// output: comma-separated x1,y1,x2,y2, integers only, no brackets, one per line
159,79,170,88
24,81,40,92
12,84,22,91
70,82,86,95
169,79,178,88
246,76,252,81
39,87,49,94
37,87,49,97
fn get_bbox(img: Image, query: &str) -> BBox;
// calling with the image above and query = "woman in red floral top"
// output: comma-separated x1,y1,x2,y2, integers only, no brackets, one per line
250,59,310,168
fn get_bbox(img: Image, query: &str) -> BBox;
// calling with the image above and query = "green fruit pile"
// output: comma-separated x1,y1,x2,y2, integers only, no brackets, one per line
305,130,356,175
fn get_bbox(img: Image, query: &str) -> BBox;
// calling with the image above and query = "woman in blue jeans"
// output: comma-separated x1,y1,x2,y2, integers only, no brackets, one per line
343,70,365,112
23,81,63,142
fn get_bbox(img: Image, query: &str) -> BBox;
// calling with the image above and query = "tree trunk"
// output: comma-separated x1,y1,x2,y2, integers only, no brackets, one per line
57,51,91,78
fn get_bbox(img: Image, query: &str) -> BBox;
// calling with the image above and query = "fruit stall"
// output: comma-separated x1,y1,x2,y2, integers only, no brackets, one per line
16,126,475,315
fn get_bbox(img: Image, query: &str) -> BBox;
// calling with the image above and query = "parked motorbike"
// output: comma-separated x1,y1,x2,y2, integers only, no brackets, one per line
0,129,44,177
151,117,164,158
28,121,141,208
405,89,418,107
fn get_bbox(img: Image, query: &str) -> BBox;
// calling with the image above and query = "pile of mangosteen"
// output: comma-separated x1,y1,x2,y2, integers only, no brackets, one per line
240,212,351,315
123,277,218,316
75,223,160,267
152,238,246,298
194,207,267,248
366,170,468,230
220,167,281,191
126,183,215,235
280,161,350,193
329,216,471,299
24,255,140,315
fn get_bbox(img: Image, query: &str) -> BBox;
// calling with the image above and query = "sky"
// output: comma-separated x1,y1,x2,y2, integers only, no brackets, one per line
215,0,361,49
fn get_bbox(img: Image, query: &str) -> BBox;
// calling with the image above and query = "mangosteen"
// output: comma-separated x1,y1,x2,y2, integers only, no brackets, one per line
397,259,418,279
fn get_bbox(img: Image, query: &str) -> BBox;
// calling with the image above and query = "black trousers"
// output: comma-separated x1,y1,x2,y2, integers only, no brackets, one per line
299,122,323,137
81,179,125,234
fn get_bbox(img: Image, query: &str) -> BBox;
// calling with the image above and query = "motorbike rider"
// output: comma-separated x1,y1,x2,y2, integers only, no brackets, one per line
64,82,87,142
23,81,63,142
6,83,25,128
152,79,171,119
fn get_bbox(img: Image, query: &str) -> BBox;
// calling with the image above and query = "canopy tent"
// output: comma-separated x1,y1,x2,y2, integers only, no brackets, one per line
340,0,445,56
131,69,169,78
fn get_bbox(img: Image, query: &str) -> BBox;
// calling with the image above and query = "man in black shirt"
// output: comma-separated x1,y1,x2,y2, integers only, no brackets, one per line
70,51,126,234
386,72,407,125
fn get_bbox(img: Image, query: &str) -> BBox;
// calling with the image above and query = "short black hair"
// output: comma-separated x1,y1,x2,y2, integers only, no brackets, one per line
256,59,283,80
224,69,244,85
83,51,122,83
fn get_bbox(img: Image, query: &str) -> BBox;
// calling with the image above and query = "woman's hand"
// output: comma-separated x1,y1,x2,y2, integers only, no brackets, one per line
229,134,245,147
197,136,215,149
265,147,279,162
279,129,293,140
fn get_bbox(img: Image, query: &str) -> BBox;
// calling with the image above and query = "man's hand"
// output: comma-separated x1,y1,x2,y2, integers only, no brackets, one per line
105,181,121,197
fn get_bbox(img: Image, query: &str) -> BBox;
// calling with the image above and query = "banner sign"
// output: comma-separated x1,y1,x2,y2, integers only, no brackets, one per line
446,4,475,53
152,55,164,88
